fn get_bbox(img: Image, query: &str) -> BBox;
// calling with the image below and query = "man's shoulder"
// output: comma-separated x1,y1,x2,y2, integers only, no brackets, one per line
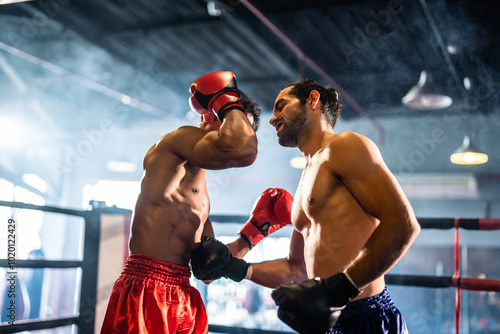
330,131,373,149
144,126,200,165
156,125,213,164
170,125,203,137
155,125,205,147
326,132,381,166
332,131,366,141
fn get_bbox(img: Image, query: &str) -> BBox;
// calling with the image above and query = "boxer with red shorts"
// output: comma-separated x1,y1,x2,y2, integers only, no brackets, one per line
100,71,262,333
101,254,207,333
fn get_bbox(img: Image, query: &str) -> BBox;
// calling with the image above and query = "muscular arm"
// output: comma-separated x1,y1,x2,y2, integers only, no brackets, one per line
226,236,251,259
210,230,306,288
331,133,420,289
171,109,258,170
224,232,301,287
248,229,307,289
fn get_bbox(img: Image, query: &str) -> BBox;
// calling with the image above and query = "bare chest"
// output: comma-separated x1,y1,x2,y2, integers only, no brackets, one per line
153,162,208,225
180,162,206,194
292,160,340,231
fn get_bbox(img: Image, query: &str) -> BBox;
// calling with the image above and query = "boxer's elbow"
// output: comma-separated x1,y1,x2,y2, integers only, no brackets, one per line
400,215,420,248
241,138,258,165
233,143,258,167
409,216,421,241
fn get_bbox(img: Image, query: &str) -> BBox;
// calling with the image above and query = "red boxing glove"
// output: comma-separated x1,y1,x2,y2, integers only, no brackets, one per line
239,188,293,249
189,71,244,121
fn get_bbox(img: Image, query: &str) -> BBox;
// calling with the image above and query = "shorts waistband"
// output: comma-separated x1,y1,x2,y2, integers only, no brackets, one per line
330,287,405,333
120,254,191,286
341,287,396,318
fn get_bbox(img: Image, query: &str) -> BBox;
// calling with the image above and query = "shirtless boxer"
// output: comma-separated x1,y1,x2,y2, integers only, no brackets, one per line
100,71,261,334
192,80,421,334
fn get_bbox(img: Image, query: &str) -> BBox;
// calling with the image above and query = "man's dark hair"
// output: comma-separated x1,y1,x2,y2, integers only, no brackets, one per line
199,92,261,131
239,92,261,131
286,80,342,127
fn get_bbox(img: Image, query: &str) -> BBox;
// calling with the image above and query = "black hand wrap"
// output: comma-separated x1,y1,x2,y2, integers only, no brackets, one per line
218,256,250,282
323,272,362,306
190,237,249,282
271,273,361,334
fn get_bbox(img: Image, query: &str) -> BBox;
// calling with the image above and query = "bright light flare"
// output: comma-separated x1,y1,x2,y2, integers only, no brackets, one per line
22,173,48,193
0,117,22,147
0,0,34,5
450,151,488,165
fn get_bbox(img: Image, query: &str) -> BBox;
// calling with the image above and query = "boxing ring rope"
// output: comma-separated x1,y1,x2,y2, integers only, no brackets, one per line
1,204,498,334
417,217,500,230
386,217,500,334
385,274,500,292
210,214,500,334
0,200,131,334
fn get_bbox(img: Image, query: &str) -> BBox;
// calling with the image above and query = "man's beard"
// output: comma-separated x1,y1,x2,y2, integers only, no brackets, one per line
278,104,308,147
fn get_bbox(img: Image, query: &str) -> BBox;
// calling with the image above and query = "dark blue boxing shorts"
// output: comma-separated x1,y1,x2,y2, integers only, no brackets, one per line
327,287,408,334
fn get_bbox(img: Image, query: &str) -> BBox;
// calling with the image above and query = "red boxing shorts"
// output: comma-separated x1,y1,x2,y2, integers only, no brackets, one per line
100,254,208,334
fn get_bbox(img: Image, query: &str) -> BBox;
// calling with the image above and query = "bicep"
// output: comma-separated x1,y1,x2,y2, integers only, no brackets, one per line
192,132,242,169
171,127,251,170
165,127,235,169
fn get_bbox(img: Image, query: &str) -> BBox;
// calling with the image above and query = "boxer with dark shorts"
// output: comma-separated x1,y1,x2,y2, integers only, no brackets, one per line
191,80,420,334
100,71,261,333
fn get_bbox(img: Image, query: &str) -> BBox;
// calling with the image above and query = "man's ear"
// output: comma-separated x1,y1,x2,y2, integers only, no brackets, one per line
309,90,320,110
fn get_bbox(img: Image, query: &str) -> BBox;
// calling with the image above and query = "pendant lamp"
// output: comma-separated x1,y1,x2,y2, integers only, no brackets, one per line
450,135,488,165
402,71,453,110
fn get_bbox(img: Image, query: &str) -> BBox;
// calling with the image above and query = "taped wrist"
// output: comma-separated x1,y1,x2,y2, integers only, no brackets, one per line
194,87,244,121
213,91,244,122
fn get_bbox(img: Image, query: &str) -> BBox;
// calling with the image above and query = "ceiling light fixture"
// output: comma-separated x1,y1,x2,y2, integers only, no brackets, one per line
0,0,33,4
207,0,221,17
402,70,453,110
290,156,306,169
450,135,488,165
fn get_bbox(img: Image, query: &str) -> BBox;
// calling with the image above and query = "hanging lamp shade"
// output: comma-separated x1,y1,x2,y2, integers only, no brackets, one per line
402,70,453,110
450,135,488,165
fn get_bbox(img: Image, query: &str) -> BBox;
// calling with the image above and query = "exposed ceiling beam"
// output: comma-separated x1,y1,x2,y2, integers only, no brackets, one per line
238,0,386,145
0,40,177,118
0,51,27,92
